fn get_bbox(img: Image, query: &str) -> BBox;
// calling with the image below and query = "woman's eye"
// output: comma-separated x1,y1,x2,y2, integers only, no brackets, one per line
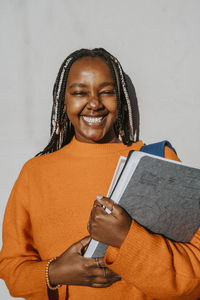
100,90,115,95
72,91,87,96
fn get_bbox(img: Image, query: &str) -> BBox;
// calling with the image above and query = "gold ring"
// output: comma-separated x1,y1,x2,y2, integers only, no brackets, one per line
110,202,115,212
94,203,103,208
95,257,101,268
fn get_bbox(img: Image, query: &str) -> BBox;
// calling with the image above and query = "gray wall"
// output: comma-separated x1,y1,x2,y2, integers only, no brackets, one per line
0,1,200,298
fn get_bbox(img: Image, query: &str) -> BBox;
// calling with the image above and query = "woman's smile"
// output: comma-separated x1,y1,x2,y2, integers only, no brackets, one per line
81,114,108,126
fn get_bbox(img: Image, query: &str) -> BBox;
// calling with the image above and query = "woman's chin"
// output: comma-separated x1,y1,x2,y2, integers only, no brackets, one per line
75,130,117,144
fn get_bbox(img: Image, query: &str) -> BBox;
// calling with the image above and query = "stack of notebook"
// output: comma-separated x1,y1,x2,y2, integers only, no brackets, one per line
84,151,200,258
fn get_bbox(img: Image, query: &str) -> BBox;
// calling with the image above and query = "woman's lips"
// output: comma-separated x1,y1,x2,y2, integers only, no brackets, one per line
83,116,103,123
80,115,107,126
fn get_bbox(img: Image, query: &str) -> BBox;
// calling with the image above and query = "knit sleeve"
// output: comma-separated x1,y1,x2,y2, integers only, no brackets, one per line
104,147,200,299
0,163,50,298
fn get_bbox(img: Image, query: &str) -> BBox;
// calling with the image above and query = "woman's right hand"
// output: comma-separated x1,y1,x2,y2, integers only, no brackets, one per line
48,236,121,288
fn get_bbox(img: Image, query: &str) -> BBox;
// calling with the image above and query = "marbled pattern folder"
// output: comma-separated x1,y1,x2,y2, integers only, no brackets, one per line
85,153,200,258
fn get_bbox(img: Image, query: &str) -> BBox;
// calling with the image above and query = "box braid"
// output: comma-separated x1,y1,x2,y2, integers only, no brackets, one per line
36,48,139,156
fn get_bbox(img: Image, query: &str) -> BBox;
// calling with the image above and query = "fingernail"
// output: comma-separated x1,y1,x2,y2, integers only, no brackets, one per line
96,194,103,200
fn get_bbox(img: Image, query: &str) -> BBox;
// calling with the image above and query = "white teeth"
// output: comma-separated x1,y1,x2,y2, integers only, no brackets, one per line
82,116,103,123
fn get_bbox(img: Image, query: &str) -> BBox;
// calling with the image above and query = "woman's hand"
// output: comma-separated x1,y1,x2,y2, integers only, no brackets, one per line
48,236,120,288
88,196,132,248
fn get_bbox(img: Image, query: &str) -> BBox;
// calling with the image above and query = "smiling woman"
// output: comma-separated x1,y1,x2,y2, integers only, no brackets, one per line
0,48,200,300
65,56,119,143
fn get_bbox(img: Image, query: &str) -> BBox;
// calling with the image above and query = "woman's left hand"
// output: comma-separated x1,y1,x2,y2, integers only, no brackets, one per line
87,195,132,248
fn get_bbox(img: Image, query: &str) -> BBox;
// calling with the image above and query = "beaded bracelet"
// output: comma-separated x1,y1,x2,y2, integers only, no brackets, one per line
45,257,62,291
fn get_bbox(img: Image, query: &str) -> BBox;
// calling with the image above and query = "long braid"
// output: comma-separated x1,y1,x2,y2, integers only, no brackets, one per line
124,73,140,142
110,57,135,141
36,48,140,156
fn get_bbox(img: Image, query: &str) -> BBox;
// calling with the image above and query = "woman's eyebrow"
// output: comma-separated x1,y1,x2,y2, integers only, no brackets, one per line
99,82,114,88
69,82,114,89
69,83,87,89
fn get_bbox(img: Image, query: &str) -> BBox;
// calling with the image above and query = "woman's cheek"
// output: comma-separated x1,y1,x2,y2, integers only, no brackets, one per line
102,95,117,109
66,99,86,117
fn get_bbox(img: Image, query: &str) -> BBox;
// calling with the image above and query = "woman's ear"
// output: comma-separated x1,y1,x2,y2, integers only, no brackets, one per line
64,103,67,113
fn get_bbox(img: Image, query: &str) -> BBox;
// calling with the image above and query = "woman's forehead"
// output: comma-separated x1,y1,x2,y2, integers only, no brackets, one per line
67,56,114,84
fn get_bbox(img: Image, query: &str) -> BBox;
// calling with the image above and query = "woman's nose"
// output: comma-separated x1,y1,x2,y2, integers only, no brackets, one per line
87,95,104,110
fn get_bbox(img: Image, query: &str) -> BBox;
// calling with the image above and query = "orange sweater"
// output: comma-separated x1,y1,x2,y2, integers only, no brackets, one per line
0,138,200,300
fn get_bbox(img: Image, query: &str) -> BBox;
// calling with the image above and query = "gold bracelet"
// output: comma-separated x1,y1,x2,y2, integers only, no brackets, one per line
45,257,62,291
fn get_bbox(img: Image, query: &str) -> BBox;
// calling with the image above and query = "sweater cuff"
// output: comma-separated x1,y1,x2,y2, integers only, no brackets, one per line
3,260,49,297
38,260,49,290
104,220,157,281
104,246,119,264
104,221,138,269
24,260,48,293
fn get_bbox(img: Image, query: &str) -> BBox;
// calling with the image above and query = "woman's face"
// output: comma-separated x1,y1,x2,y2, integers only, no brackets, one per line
64,56,119,143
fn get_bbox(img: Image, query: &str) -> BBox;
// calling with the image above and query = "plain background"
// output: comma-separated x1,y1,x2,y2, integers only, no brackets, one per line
0,1,200,298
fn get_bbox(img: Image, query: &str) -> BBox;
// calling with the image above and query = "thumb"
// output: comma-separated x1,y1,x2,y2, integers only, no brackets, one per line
75,236,91,254
96,195,115,213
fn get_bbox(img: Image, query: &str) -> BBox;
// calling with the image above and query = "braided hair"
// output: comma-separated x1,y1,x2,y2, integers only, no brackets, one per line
36,48,140,156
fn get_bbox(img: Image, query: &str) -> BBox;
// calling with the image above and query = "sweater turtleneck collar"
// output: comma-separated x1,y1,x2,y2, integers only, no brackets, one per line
60,137,144,157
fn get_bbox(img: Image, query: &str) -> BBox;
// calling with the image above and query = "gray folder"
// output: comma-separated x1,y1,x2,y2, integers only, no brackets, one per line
92,155,200,258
